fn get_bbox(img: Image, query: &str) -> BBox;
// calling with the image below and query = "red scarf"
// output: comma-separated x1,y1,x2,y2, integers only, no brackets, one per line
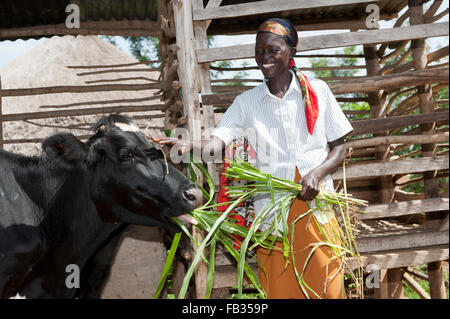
289,59,319,135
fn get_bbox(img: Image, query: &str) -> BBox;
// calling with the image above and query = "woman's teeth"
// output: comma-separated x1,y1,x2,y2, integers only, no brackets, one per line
263,63,274,68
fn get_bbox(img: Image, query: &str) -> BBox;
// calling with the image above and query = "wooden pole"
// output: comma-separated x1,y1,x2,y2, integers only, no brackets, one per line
364,44,401,299
193,0,221,188
409,0,446,299
173,0,208,299
0,76,3,149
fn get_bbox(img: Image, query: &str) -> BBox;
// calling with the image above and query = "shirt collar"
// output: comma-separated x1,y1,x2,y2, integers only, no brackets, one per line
258,69,301,102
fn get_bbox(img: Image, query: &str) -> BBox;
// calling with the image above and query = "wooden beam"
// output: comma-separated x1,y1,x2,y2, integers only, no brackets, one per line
328,68,449,95
356,245,449,271
196,22,449,62
0,21,161,40
0,83,160,97
201,68,449,104
332,156,449,180
359,198,449,220
346,132,449,149
356,230,449,253
0,104,165,122
193,0,379,21
350,110,449,136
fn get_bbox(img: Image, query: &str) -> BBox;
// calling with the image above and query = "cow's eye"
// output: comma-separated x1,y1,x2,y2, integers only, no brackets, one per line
120,150,136,161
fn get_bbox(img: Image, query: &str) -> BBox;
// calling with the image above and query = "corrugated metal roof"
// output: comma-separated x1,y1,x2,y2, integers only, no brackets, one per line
205,0,411,35
0,0,158,29
0,0,416,40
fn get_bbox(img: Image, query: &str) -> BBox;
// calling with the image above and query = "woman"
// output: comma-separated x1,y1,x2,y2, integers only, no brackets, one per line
156,18,353,299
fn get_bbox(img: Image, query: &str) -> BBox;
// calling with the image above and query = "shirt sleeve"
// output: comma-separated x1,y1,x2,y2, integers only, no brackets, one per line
211,96,246,146
322,83,353,142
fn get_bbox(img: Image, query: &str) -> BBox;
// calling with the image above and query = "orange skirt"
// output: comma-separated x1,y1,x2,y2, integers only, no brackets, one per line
256,169,346,299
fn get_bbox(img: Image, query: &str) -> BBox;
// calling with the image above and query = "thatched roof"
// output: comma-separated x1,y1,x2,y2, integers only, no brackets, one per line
0,35,163,155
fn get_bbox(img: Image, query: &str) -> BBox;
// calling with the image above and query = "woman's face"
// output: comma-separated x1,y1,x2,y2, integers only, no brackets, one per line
255,32,295,79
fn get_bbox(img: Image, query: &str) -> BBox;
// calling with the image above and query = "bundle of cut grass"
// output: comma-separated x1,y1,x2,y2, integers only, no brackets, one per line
155,159,367,299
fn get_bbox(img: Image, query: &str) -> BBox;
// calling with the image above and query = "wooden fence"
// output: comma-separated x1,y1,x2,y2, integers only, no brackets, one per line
164,0,449,299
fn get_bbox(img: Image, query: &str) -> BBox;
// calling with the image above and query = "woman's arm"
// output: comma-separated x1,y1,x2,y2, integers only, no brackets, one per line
297,137,346,201
152,136,225,162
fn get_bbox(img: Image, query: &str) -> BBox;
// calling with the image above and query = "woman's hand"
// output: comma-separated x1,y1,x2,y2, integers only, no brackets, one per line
151,136,191,155
297,170,321,201
296,137,347,202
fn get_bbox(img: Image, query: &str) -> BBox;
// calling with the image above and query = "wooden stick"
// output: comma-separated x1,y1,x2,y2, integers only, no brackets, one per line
39,96,162,109
424,0,444,19
384,46,449,75
76,68,161,76
85,77,159,84
403,272,431,299
1,104,166,122
66,60,161,69
0,83,161,97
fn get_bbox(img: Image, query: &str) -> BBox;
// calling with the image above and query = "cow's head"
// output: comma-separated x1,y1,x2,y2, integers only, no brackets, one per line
42,114,202,229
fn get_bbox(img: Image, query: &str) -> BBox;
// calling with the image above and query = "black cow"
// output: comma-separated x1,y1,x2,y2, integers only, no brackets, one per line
0,114,202,298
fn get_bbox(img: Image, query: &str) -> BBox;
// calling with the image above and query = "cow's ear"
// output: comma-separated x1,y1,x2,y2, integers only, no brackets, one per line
42,133,88,168
87,139,107,165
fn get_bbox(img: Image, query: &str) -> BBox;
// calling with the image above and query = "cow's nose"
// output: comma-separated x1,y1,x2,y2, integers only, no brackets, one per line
182,188,203,208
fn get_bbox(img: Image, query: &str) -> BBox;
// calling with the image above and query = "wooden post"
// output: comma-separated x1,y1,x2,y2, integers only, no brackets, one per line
364,44,400,298
373,269,389,299
363,45,393,204
193,0,222,188
0,76,3,149
173,0,208,299
409,0,446,299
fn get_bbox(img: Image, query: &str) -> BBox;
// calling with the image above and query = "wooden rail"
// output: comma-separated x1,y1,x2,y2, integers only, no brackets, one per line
359,198,449,220
332,156,449,180
193,0,379,21
197,22,449,62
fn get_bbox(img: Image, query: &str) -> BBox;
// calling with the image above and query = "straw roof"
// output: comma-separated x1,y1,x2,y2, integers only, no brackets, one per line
0,35,164,155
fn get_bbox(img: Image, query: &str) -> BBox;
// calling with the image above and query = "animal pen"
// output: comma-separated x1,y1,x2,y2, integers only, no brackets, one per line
0,0,448,299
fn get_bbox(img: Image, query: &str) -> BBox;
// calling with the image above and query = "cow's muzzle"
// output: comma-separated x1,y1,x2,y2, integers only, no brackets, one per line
177,187,203,225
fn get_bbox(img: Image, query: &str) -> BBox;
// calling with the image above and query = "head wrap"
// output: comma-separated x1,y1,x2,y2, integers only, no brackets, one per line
257,18,319,135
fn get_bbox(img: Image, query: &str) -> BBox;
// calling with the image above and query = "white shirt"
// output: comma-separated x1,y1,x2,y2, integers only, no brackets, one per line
212,70,353,231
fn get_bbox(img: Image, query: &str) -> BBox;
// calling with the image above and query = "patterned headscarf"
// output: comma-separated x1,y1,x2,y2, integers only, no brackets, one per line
257,18,319,135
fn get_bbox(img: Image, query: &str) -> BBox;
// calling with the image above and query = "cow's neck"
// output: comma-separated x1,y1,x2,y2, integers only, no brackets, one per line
38,167,124,270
